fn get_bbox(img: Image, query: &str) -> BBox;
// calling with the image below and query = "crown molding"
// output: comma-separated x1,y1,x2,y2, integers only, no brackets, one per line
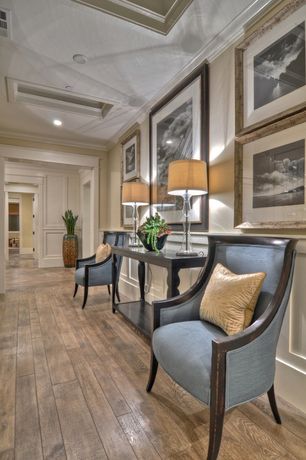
0,130,108,153
72,0,193,35
108,0,274,147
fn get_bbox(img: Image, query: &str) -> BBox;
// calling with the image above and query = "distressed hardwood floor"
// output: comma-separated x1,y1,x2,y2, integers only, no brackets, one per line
1,254,306,460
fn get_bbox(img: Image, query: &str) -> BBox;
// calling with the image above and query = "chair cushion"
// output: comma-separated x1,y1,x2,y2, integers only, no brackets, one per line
152,321,226,404
199,263,266,336
95,243,111,263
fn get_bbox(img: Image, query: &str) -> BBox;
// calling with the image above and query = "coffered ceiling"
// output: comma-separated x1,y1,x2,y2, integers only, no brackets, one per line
0,0,273,151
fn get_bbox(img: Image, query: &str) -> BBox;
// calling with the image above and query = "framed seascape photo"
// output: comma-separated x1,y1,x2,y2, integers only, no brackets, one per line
121,129,140,181
235,122,306,229
236,2,306,138
150,64,209,231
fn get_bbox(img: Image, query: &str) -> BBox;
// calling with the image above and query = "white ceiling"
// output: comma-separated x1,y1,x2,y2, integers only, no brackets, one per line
0,0,273,150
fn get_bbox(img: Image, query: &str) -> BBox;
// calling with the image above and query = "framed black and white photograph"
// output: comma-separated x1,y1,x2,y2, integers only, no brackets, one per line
121,204,133,228
150,64,209,230
122,130,140,181
235,122,306,228
236,2,306,138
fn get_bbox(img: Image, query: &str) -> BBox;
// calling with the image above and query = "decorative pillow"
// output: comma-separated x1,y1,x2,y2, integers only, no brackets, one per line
199,263,266,336
95,243,112,263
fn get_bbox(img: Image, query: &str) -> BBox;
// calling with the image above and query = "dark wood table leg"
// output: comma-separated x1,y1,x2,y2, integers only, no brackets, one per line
138,261,145,301
167,266,180,298
112,254,117,313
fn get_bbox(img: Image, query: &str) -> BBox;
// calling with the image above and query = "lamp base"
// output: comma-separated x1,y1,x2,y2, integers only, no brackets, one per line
176,250,198,257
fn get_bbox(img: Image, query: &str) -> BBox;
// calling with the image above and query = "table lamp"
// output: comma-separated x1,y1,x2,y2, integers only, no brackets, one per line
168,159,208,256
122,181,149,246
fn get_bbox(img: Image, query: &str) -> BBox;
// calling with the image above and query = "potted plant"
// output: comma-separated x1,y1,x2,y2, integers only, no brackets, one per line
62,209,79,267
137,213,171,252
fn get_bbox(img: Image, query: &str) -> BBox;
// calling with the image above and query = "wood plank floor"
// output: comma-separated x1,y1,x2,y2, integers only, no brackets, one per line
1,254,306,460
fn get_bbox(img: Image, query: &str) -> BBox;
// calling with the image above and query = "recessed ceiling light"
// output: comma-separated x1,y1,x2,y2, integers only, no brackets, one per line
73,53,88,64
53,119,62,126
166,139,173,144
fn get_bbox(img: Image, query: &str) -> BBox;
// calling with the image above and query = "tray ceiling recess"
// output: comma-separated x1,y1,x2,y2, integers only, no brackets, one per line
71,0,193,35
6,78,113,119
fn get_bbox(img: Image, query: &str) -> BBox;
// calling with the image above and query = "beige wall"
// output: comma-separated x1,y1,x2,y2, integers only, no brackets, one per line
21,193,33,249
103,44,238,234
103,43,306,415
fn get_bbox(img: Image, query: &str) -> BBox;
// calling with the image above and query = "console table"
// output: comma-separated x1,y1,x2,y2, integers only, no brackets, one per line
111,247,206,337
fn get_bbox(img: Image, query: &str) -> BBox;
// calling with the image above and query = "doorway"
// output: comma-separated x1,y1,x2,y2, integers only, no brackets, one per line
6,191,37,265
82,181,92,257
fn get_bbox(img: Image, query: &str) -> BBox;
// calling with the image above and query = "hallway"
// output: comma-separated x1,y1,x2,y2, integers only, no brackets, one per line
1,263,306,459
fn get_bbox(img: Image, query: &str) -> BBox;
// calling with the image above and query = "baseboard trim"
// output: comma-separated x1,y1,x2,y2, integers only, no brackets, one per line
39,257,64,268
20,247,33,255
275,358,306,415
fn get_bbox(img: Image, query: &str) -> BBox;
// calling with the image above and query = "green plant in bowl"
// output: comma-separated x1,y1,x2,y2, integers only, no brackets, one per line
137,213,171,252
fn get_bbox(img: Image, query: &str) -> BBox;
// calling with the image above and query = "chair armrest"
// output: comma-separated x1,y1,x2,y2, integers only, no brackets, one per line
85,254,112,270
76,254,96,269
211,258,295,410
152,285,206,330
151,259,212,330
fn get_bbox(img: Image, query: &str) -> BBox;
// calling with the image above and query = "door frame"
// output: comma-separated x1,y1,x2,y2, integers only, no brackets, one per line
0,144,100,293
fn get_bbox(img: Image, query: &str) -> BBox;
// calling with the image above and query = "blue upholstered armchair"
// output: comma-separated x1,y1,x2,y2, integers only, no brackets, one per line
73,231,128,309
147,235,297,460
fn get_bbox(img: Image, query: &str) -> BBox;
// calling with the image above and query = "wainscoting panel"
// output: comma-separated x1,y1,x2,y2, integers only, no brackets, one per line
44,175,67,227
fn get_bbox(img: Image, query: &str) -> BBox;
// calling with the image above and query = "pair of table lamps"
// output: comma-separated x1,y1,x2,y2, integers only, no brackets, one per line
122,159,208,256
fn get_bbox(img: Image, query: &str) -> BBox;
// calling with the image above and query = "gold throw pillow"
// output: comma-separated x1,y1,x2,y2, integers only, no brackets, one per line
199,263,266,336
95,243,112,263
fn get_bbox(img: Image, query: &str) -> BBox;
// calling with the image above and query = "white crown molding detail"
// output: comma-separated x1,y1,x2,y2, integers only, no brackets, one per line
6,77,115,119
0,130,108,152
108,0,274,148
72,0,192,35
0,144,100,168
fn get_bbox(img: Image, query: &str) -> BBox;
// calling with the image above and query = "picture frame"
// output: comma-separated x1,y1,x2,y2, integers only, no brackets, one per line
235,121,306,229
121,129,140,182
235,1,306,143
121,204,133,228
149,63,209,231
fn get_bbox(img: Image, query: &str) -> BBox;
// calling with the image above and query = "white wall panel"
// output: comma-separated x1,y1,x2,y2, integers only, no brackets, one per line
44,175,67,227
44,231,63,257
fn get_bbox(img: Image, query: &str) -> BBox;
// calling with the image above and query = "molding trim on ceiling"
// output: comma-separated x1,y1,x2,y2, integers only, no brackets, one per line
6,78,114,119
0,130,108,153
108,0,275,147
71,0,193,35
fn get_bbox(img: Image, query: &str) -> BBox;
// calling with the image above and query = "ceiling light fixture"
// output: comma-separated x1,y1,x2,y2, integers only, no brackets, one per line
73,53,88,64
166,139,173,144
53,119,62,126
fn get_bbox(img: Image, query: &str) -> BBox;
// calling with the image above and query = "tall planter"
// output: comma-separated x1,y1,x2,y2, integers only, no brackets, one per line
63,234,78,268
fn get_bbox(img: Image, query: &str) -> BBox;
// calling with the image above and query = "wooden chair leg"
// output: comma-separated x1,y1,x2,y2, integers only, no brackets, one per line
81,285,88,309
267,385,282,424
116,286,120,302
107,285,111,295
207,400,225,460
73,283,78,297
146,351,158,392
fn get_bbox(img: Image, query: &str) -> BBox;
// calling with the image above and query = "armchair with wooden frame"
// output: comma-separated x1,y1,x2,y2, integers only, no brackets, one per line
146,235,297,460
73,231,128,309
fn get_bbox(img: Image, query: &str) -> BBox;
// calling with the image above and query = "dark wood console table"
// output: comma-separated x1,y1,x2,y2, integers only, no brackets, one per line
112,247,206,337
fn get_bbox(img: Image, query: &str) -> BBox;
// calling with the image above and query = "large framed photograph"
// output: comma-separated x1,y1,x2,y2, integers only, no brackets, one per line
236,1,306,141
121,129,140,181
150,64,209,230
235,122,306,228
